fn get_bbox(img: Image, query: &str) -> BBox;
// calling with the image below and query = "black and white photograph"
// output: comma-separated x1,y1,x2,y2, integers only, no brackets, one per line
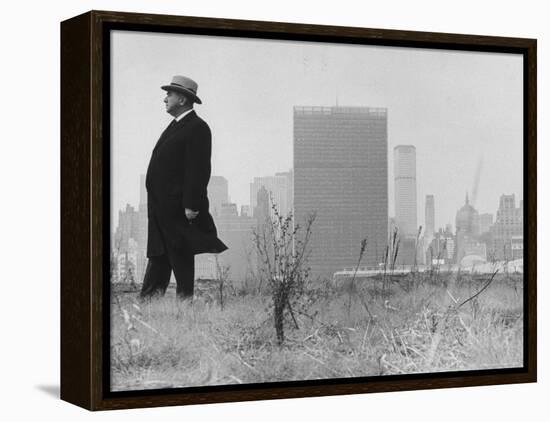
109,28,526,392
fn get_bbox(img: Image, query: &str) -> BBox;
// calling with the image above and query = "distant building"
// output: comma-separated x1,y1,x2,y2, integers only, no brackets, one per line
195,254,219,280
112,176,146,283
419,195,436,267
213,202,257,281
455,193,481,263
456,193,479,237
250,170,293,218
208,176,229,217
115,238,138,283
114,204,139,252
425,195,435,239
511,235,524,260
427,227,455,265
394,145,417,239
254,186,270,224
113,203,147,283
240,205,251,217
294,105,388,279
478,213,494,235
487,194,523,260
220,203,238,217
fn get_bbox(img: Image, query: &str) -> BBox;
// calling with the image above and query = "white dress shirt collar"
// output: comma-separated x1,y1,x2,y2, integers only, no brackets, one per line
174,108,194,122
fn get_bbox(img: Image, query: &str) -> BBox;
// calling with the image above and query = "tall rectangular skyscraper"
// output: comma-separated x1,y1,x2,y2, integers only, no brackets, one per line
425,194,435,238
394,145,417,239
294,106,388,279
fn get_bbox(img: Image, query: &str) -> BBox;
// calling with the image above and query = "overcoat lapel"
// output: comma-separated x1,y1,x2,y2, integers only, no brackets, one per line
152,111,197,154
152,122,174,154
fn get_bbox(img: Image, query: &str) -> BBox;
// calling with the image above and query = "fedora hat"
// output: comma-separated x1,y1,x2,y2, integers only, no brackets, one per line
161,75,202,104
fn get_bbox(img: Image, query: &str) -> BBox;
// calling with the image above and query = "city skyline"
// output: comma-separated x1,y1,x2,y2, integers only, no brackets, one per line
112,168,524,237
111,31,524,238
112,170,524,283
111,125,524,234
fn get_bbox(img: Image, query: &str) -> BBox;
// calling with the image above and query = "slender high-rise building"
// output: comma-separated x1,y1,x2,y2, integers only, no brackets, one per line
294,106,388,279
425,194,435,238
394,145,417,238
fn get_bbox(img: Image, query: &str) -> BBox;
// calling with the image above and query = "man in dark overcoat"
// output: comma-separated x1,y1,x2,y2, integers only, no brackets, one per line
140,75,227,300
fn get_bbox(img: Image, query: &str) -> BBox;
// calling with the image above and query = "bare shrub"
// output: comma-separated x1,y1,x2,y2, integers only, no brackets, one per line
253,200,316,346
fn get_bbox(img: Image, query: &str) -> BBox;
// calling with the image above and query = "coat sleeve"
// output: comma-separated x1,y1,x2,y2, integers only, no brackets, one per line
182,123,212,211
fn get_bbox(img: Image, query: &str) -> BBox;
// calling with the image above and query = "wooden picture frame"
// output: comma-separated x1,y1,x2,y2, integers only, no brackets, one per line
61,10,536,411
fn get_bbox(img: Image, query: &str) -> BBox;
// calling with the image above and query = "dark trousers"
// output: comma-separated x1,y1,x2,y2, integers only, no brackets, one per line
140,247,195,300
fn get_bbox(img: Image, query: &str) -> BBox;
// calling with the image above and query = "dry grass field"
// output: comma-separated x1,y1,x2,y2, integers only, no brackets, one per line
110,272,523,391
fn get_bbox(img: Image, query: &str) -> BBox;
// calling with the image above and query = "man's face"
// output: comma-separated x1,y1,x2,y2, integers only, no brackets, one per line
164,90,186,115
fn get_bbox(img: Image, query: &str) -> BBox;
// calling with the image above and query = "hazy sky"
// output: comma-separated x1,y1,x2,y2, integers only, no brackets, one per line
111,30,523,231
